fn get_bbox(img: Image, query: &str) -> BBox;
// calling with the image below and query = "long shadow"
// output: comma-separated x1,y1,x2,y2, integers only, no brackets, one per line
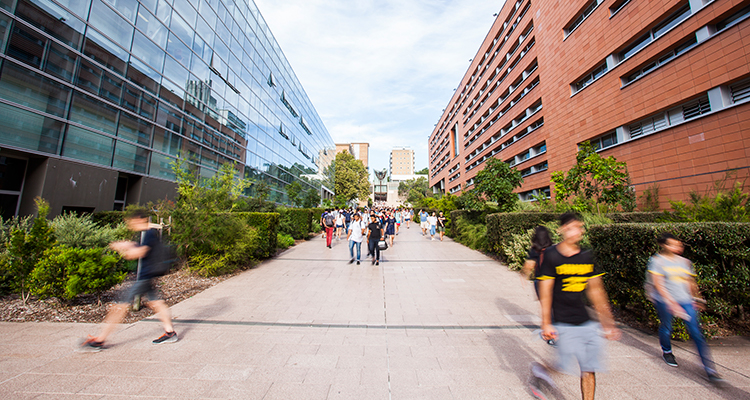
172,296,231,338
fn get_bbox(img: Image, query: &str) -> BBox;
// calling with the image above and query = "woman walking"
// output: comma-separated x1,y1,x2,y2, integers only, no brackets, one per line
385,212,396,247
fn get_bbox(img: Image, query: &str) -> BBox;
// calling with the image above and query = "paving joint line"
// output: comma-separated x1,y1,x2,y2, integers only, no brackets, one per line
144,318,537,330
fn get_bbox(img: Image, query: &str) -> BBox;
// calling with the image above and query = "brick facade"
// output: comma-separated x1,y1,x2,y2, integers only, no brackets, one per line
428,0,750,208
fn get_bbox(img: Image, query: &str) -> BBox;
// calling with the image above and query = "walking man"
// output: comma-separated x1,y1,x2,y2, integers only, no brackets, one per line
427,212,438,241
366,214,382,266
81,210,176,350
323,209,335,248
437,211,446,241
419,209,429,236
646,232,723,384
347,213,366,265
535,212,620,400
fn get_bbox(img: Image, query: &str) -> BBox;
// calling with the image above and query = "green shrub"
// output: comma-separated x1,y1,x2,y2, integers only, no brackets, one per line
589,222,750,325
224,226,262,267
451,217,488,251
278,208,313,239
51,213,132,248
91,211,126,228
235,212,279,258
62,247,125,302
486,212,559,258
0,215,33,251
503,221,560,271
188,253,233,277
605,212,675,223
277,233,295,249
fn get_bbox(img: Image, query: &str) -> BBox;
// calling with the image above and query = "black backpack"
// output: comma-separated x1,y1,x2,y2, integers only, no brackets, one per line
144,231,177,277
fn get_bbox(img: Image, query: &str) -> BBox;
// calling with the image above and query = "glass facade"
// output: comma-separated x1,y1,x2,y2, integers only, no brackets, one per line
0,0,335,205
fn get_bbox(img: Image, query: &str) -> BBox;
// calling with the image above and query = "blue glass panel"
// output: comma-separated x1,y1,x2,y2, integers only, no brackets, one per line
69,91,118,135
88,0,133,50
0,102,62,153
149,151,176,179
136,6,168,47
166,31,191,66
169,10,192,47
63,125,114,166
131,30,164,70
113,139,148,172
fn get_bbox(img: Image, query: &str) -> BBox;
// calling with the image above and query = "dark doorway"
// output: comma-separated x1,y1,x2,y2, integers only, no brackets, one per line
0,156,28,219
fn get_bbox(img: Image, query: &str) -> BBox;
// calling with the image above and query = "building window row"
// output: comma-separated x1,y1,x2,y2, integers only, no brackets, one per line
449,184,462,194
572,62,607,94
459,0,528,105
508,141,547,168
564,0,604,38
609,0,632,18
463,20,534,119
448,172,461,183
466,70,539,144
623,4,750,87
465,99,542,163
519,186,550,202
520,160,548,178
465,115,543,173
448,163,460,174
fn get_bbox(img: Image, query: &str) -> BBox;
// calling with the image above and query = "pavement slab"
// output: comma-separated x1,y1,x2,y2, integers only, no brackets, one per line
1,226,749,399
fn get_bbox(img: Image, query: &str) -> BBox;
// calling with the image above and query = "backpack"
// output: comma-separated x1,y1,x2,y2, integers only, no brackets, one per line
141,230,176,278
324,213,335,227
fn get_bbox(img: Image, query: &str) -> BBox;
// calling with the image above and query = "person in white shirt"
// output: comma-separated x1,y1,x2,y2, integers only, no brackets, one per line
427,212,438,241
335,213,345,240
347,213,366,265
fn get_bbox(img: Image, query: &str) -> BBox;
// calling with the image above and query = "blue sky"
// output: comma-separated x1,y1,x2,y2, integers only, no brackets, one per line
254,0,506,178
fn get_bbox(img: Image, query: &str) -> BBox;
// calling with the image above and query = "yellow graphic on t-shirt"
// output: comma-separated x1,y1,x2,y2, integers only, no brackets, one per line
556,264,594,275
664,266,692,284
555,264,595,292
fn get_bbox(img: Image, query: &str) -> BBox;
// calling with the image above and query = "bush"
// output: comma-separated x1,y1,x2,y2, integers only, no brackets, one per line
188,253,233,277
91,211,126,228
51,213,132,248
278,208,313,239
451,217,488,251
277,233,295,249
589,222,750,324
605,212,675,223
235,212,279,258
486,212,559,258
0,215,33,251
30,246,124,301
503,220,560,271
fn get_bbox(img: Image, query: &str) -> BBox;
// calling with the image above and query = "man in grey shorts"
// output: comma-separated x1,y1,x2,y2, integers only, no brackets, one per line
535,212,620,400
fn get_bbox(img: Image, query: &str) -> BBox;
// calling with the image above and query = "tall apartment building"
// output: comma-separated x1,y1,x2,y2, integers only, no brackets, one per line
335,142,369,169
390,147,415,176
428,0,750,206
0,0,335,218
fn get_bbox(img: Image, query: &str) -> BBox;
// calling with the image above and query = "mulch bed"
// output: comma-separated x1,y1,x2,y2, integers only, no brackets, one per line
0,267,241,324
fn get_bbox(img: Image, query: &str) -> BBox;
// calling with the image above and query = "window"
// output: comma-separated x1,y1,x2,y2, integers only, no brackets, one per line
730,78,750,104
618,3,691,62
609,0,631,17
716,4,750,31
564,0,603,37
623,36,697,84
681,96,710,120
0,103,63,154
573,62,607,93
62,125,114,166
590,131,618,151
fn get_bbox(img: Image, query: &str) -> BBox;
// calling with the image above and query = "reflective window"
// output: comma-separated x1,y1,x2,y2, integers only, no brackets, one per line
127,57,160,95
83,30,128,75
166,31,191,66
117,112,152,144
54,0,92,20
172,0,195,25
113,139,148,172
0,14,10,52
88,0,133,51
149,152,176,179
69,91,118,134
155,0,171,24
135,7,168,48
0,60,70,117
102,0,138,23
7,23,46,68
16,0,85,49
44,42,77,82
169,10,192,47
131,30,165,70
0,0,15,12
62,125,114,166
152,126,181,154
0,102,62,153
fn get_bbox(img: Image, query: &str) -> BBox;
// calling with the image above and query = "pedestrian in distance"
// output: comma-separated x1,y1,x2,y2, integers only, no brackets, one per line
385,212,396,247
534,212,620,400
522,226,554,299
437,211,447,241
427,212,438,241
335,212,345,241
367,214,382,266
347,213,366,265
323,209,335,248
404,208,412,229
645,232,724,385
80,210,177,351
419,209,429,236
395,209,402,235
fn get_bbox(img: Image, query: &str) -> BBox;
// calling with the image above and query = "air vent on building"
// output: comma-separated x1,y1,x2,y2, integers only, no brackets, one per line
682,96,710,120
730,79,750,103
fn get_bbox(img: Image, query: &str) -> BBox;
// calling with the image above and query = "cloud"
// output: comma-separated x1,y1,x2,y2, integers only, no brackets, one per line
255,0,505,177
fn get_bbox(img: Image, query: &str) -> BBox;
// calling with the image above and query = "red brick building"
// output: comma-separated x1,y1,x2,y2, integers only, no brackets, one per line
428,0,750,207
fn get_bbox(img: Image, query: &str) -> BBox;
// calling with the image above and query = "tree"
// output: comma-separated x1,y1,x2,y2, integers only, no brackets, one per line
398,177,431,205
551,140,635,214
285,181,303,207
333,151,370,204
473,157,524,212
415,167,429,175
302,187,320,208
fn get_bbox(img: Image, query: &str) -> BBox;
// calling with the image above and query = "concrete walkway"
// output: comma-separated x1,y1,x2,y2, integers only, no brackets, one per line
1,224,749,399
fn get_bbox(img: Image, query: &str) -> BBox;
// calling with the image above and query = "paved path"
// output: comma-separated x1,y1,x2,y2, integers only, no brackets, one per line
1,224,750,399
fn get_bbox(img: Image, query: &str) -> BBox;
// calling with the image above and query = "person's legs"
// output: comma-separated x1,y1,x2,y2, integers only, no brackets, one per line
348,239,355,260
326,227,334,247
355,241,361,261
368,240,376,261
654,300,674,354
680,302,716,374
147,299,174,333
581,372,596,400
96,302,129,342
374,245,380,262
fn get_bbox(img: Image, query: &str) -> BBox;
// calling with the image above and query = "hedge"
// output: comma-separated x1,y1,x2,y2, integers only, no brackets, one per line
233,212,279,258
486,212,559,257
605,212,675,223
310,208,325,232
449,210,484,237
589,222,750,322
278,208,313,239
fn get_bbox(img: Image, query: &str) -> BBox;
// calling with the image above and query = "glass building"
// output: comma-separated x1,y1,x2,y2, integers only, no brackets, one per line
0,0,335,218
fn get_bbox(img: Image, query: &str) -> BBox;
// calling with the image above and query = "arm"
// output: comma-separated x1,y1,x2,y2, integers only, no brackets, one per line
109,241,150,260
652,273,684,315
585,277,621,340
688,276,705,310
538,278,556,340
521,260,536,280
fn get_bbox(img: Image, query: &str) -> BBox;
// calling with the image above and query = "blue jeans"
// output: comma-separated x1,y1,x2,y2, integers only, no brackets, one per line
430,225,436,236
654,300,715,374
348,240,361,261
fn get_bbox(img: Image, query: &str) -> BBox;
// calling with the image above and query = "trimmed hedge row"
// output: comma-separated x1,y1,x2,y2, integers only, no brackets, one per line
589,222,750,322
605,212,672,223
278,209,313,239
310,208,325,232
486,212,559,256
449,210,484,237
233,212,279,258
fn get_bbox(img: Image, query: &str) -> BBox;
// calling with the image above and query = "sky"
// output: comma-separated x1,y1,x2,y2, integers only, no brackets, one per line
254,0,506,179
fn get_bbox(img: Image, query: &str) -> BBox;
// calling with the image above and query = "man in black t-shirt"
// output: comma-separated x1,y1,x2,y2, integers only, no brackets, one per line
366,214,382,266
81,211,177,351
534,213,620,400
